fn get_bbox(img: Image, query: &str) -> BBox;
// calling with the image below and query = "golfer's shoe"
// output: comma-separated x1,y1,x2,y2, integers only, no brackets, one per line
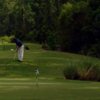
17,60,22,62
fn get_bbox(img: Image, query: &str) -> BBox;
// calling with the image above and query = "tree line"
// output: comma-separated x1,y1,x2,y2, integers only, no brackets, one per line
0,0,100,57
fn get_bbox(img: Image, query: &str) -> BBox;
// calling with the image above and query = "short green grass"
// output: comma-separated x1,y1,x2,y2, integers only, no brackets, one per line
0,79,100,100
0,43,100,100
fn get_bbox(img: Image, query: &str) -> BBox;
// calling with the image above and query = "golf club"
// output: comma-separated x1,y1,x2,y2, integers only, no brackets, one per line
12,52,17,61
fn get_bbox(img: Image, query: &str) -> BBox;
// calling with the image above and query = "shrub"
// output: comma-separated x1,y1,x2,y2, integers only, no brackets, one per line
0,35,15,43
63,64,79,80
63,60,100,81
77,62,100,81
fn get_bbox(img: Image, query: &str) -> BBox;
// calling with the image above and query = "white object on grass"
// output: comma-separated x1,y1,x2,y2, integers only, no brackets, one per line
11,49,14,51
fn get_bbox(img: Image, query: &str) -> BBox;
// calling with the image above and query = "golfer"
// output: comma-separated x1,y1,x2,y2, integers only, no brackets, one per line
13,38,24,62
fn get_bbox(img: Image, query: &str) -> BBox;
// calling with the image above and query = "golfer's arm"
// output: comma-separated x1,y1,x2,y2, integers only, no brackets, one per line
16,45,19,52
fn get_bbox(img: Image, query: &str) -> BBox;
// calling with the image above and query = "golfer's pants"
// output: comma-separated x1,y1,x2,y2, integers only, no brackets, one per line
18,45,24,61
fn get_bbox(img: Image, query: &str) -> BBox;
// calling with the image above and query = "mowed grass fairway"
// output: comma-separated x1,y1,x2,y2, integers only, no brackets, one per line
0,43,100,100
0,79,100,100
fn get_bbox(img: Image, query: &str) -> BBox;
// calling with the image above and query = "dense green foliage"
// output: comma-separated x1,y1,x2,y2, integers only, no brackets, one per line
58,0,100,55
1,0,100,57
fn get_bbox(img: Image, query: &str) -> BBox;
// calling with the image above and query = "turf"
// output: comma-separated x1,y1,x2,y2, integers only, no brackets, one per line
0,43,100,100
0,79,100,100
0,43,99,78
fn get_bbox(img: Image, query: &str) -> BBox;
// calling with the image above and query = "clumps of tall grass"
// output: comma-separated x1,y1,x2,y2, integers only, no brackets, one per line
63,60,100,81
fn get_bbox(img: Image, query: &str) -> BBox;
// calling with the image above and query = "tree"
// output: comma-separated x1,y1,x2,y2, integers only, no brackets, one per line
11,0,35,40
58,2,90,52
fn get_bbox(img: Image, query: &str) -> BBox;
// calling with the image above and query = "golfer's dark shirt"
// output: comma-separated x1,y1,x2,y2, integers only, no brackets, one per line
15,39,23,47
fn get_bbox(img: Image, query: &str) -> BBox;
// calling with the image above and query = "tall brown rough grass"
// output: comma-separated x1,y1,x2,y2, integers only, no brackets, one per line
63,61,100,81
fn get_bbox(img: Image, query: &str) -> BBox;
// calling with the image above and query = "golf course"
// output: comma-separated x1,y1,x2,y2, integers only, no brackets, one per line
0,43,100,100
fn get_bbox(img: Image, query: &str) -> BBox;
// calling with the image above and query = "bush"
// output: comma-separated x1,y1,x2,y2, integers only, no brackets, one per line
77,62,100,81
0,35,15,43
63,60,100,81
63,65,79,80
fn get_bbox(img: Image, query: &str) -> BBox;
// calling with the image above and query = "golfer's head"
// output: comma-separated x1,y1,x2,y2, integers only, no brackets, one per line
13,38,17,42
